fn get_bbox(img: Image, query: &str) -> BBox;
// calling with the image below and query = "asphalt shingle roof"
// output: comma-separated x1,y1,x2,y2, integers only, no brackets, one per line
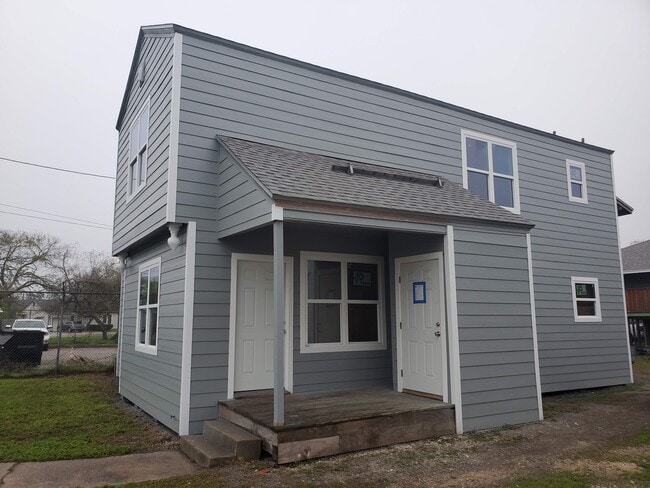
218,136,533,228
622,240,650,272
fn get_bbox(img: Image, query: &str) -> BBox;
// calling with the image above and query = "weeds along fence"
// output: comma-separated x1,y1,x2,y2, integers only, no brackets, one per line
0,289,119,375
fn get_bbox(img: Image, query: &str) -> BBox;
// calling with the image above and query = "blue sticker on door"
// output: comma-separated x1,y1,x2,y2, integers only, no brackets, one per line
413,281,426,304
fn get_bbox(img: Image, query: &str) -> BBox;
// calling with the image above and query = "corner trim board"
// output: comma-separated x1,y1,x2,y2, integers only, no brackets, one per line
179,221,196,435
526,233,544,420
444,225,463,434
166,32,183,223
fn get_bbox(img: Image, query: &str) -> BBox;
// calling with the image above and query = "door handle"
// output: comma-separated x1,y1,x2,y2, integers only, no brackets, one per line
434,331,441,337
436,322,441,327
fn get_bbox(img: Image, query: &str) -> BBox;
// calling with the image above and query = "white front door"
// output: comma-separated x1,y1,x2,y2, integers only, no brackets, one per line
397,254,446,398
232,258,292,393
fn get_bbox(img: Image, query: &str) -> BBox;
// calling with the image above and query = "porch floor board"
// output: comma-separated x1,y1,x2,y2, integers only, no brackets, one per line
219,388,455,464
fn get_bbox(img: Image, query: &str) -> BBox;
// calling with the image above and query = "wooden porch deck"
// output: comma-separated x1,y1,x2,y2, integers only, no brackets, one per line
219,388,455,464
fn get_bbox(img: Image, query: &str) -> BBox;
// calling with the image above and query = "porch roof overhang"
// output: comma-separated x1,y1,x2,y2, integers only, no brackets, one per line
216,135,534,239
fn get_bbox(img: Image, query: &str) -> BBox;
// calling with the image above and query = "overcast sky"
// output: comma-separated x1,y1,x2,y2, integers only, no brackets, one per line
0,0,648,254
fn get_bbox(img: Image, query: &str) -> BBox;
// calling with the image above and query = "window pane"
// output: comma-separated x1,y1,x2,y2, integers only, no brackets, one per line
308,261,341,299
139,309,146,344
139,270,149,306
130,161,137,194
348,304,378,342
468,171,489,199
569,165,582,182
494,176,514,207
575,283,595,299
307,303,340,343
347,262,378,300
129,124,139,160
466,138,489,170
138,108,149,149
492,144,513,176
577,301,596,316
149,267,160,305
149,308,158,346
139,151,147,184
571,182,583,198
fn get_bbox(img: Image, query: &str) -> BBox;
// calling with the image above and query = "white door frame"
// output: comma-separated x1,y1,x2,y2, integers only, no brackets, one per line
395,252,448,403
227,253,294,398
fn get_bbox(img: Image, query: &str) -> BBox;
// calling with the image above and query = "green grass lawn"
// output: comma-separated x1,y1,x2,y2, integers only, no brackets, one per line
49,333,118,348
0,374,174,462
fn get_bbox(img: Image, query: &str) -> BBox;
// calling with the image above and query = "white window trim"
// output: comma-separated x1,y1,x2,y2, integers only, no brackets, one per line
126,100,150,201
300,251,386,353
570,276,602,322
461,129,521,214
566,159,588,204
135,257,161,355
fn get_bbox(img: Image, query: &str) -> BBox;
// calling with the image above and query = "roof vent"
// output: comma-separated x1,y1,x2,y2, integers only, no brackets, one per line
331,163,444,188
347,163,354,175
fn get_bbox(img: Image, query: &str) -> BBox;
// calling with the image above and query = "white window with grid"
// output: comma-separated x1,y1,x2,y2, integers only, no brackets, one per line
135,258,160,354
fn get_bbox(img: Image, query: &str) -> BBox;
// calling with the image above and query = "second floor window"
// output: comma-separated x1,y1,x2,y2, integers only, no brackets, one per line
461,130,520,214
128,103,149,196
566,160,588,203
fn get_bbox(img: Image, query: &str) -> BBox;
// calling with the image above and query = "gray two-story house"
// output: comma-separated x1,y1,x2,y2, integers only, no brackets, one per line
113,24,632,463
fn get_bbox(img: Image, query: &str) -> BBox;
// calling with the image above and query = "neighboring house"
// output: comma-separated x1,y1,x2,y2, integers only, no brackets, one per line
112,24,631,446
20,299,63,329
622,240,650,354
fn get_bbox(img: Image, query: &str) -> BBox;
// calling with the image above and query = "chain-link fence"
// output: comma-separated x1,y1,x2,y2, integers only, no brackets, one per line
0,291,119,374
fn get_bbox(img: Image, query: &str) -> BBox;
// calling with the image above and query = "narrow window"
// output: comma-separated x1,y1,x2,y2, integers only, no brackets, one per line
571,277,601,322
461,130,520,213
136,259,160,354
566,160,588,203
128,103,149,196
301,252,384,353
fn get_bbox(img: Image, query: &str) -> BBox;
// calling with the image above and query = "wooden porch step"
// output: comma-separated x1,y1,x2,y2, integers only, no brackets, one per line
180,419,262,467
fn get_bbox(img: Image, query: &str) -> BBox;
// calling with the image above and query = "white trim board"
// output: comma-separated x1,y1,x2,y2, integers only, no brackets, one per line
526,233,544,421
444,225,463,434
166,32,183,222
227,253,294,398
179,221,196,435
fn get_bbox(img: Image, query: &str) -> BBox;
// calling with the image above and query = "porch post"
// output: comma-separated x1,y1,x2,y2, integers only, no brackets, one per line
273,219,285,426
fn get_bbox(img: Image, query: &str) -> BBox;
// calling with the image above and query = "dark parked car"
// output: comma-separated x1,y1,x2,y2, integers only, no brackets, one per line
61,321,85,333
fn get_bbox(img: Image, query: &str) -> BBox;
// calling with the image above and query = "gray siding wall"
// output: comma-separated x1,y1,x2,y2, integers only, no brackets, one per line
113,35,174,254
119,231,187,433
176,32,628,396
215,150,272,237
454,225,540,431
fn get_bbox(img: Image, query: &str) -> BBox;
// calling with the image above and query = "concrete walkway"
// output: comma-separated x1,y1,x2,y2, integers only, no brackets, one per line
0,451,199,488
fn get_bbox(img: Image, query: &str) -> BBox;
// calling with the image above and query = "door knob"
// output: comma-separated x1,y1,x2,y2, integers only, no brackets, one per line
434,331,441,337
436,322,441,327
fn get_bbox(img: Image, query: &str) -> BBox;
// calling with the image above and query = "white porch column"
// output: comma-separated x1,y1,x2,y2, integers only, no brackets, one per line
273,219,285,426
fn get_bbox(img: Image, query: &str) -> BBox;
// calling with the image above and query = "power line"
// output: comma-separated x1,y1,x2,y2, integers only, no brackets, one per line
0,210,113,230
0,156,116,180
0,203,112,228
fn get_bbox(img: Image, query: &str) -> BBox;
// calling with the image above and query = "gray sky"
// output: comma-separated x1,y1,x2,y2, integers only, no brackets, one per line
1,0,648,254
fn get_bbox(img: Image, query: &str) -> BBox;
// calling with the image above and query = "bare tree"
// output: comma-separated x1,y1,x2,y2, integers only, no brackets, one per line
0,230,65,317
64,252,120,339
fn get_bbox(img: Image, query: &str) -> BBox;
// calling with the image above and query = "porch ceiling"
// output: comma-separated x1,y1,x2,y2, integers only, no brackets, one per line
217,135,533,236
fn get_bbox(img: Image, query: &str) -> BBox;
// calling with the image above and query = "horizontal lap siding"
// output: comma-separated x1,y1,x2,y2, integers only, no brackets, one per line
113,35,174,253
518,139,630,393
119,236,186,433
454,226,539,431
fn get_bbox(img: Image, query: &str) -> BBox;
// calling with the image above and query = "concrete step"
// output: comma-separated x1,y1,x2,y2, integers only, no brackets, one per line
203,418,261,460
179,434,234,468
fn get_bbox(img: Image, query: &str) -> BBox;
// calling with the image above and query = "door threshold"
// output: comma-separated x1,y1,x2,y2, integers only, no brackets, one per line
402,388,443,402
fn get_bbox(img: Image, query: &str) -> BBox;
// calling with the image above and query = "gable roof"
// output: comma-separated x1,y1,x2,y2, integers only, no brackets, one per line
622,240,650,273
217,135,533,229
117,24,613,156
616,197,634,216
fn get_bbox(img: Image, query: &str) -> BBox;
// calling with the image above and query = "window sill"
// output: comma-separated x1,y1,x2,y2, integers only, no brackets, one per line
573,316,602,323
126,184,146,204
135,343,158,355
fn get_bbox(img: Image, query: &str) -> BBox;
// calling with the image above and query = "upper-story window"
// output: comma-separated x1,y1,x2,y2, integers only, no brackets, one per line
570,277,601,322
128,103,149,197
461,130,520,214
566,160,588,204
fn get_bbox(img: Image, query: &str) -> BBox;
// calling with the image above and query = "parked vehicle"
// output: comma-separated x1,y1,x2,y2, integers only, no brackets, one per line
61,321,86,333
7,319,50,351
